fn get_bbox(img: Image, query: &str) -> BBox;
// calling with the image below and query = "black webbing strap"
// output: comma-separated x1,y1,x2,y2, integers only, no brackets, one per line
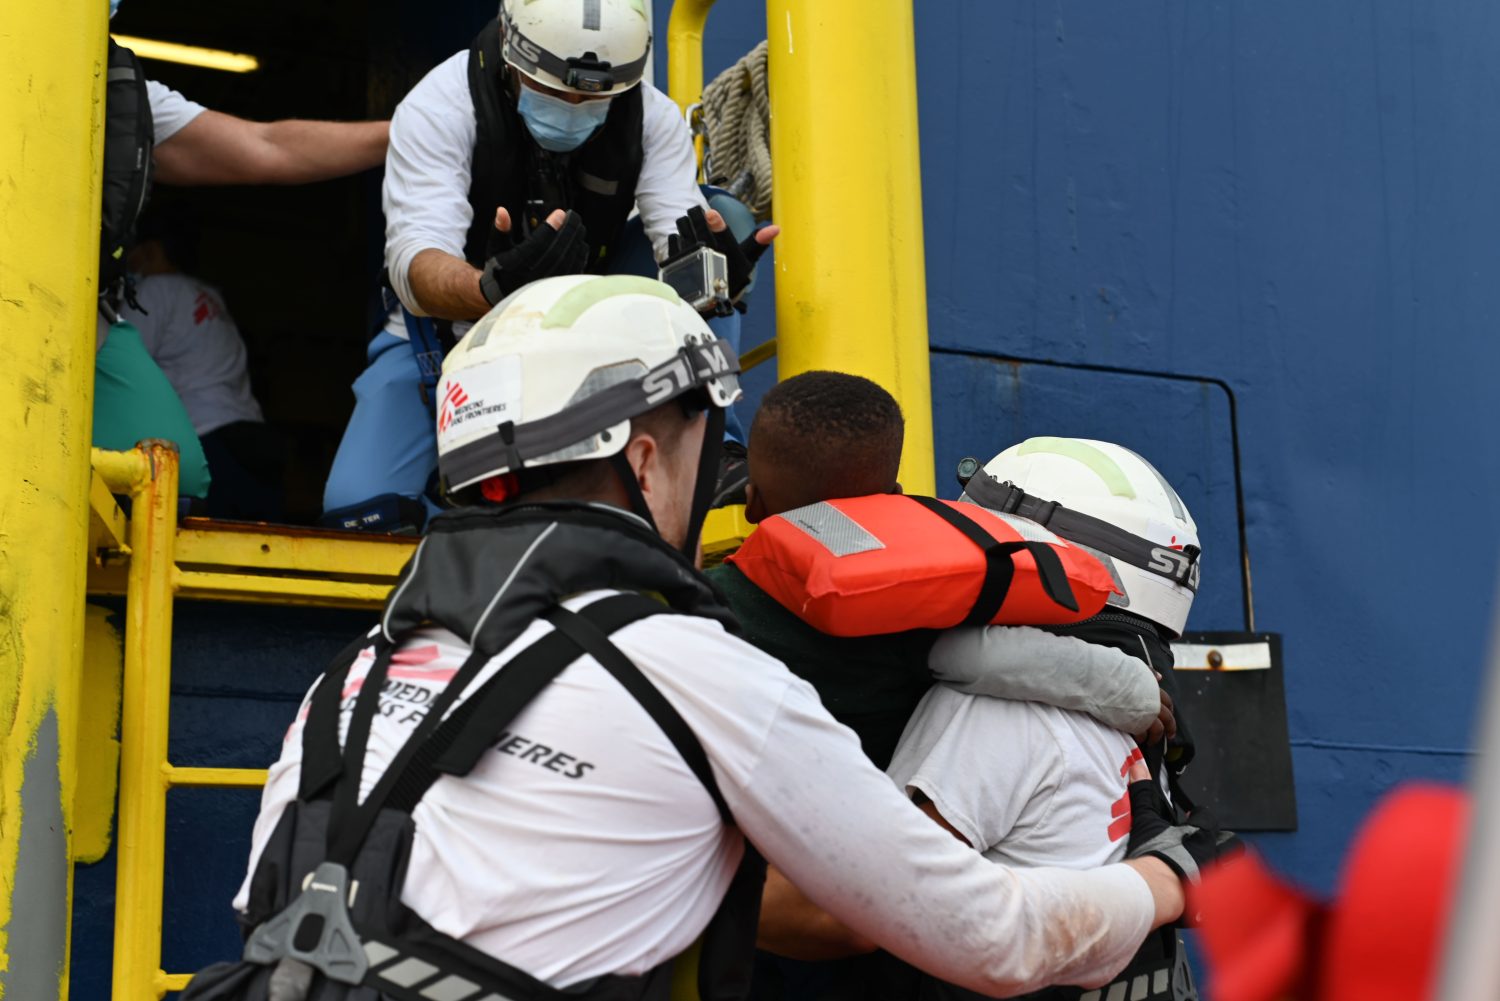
326,593,718,865
375,594,676,820
962,468,1200,591
299,630,387,801
907,495,1080,623
324,641,494,866
547,599,733,825
328,643,400,859
609,452,658,534
680,404,727,560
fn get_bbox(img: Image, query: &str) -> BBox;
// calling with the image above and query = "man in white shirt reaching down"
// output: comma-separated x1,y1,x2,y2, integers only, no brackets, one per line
320,0,775,533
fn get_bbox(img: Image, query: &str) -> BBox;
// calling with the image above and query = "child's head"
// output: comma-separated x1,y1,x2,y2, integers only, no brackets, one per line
745,371,905,522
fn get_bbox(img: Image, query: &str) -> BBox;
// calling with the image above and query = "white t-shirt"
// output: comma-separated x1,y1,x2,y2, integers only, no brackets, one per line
889,686,1141,871
146,79,207,144
118,273,263,436
380,52,706,341
236,588,1155,997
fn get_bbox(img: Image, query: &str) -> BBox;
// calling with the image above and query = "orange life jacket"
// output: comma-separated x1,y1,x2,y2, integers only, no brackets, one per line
727,494,1119,637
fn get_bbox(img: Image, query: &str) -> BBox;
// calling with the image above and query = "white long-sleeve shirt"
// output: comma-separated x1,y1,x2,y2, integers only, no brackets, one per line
235,589,1155,996
380,52,705,341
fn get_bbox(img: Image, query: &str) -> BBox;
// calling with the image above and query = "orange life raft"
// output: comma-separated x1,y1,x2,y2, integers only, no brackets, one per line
727,494,1119,637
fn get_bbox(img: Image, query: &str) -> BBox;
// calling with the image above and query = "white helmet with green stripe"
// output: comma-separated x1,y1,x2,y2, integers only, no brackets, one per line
436,274,740,550
500,0,651,96
960,437,1201,636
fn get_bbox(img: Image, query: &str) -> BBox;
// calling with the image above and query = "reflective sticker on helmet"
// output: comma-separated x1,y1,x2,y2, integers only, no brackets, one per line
541,275,679,329
1017,437,1137,499
437,355,523,451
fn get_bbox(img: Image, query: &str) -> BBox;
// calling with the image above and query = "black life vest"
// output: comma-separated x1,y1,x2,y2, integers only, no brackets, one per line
182,503,764,1001
463,18,645,274
100,38,154,318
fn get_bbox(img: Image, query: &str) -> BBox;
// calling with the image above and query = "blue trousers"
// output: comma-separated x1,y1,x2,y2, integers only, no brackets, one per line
323,202,753,519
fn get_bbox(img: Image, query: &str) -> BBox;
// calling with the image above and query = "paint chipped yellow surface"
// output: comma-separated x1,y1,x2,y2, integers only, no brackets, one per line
0,0,108,992
74,608,123,865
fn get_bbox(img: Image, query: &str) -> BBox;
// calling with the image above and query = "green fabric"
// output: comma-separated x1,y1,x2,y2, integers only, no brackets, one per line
708,563,936,770
93,322,211,498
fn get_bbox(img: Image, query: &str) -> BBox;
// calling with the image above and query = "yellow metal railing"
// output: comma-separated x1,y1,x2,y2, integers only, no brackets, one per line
91,442,420,999
97,441,185,1000
666,0,715,172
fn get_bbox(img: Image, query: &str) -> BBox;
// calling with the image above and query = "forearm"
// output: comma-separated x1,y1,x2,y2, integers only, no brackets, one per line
733,698,1161,995
1124,858,1187,929
406,248,491,321
154,112,389,187
929,625,1161,733
757,865,876,961
255,119,389,183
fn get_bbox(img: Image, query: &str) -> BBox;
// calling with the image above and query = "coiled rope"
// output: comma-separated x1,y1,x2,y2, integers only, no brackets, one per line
700,40,772,218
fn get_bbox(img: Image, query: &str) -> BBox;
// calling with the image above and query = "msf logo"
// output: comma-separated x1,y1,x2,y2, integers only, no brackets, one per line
642,343,733,406
1149,546,1201,590
437,382,468,433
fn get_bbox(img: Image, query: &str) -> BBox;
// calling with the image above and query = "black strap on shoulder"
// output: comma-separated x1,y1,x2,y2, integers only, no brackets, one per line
323,641,492,866
299,630,386,801
907,495,1080,623
324,593,720,865
548,600,734,825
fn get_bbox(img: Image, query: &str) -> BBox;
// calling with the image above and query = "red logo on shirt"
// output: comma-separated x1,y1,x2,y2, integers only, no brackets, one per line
192,290,222,325
1107,748,1146,842
437,382,469,433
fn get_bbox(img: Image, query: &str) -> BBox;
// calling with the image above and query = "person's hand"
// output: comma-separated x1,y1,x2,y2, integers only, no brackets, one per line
1126,780,1243,895
479,207,590,306
662,205,780,315
1137,681,1177,746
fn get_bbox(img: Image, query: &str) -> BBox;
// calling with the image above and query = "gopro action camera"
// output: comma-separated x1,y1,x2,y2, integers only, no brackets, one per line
660,247,731,315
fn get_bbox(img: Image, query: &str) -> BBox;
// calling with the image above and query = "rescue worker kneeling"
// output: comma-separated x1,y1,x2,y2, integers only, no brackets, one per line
186,276,1215,1001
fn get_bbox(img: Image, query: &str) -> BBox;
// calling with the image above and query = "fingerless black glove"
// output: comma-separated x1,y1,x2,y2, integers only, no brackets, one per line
662,205,771,316
479,209,590,306
1125,779,1244,882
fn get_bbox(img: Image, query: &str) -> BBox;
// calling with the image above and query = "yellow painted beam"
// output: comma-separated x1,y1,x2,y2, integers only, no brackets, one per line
74,608,124,865
666,0,716,114
157,972,192,994
765,0,936,494
702,505,753,567
88,470,129,556
172,570,397,608
164,766,267,789
740,337,777,372
0,0,108,993
174,521,416,581
110,442,180,1001
87,520,416,608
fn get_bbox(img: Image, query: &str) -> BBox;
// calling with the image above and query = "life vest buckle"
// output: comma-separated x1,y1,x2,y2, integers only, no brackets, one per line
242,861,369,986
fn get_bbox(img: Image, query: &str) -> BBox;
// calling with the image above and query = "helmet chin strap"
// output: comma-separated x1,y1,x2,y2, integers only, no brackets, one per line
681,406,726,560
608,451,658,534
606,406,726,560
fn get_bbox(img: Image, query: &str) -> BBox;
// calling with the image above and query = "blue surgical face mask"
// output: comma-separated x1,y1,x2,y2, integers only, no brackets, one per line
516,86,611,153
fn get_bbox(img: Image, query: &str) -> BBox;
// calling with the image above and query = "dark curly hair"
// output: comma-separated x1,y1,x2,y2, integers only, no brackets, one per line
749,370,904,510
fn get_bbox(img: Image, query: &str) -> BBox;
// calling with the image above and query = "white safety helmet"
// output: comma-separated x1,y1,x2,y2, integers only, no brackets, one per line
499,0,651,96
958,437,1201,637
436,274,740,550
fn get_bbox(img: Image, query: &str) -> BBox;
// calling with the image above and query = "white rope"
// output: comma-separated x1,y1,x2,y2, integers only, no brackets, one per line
700,40,773,218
